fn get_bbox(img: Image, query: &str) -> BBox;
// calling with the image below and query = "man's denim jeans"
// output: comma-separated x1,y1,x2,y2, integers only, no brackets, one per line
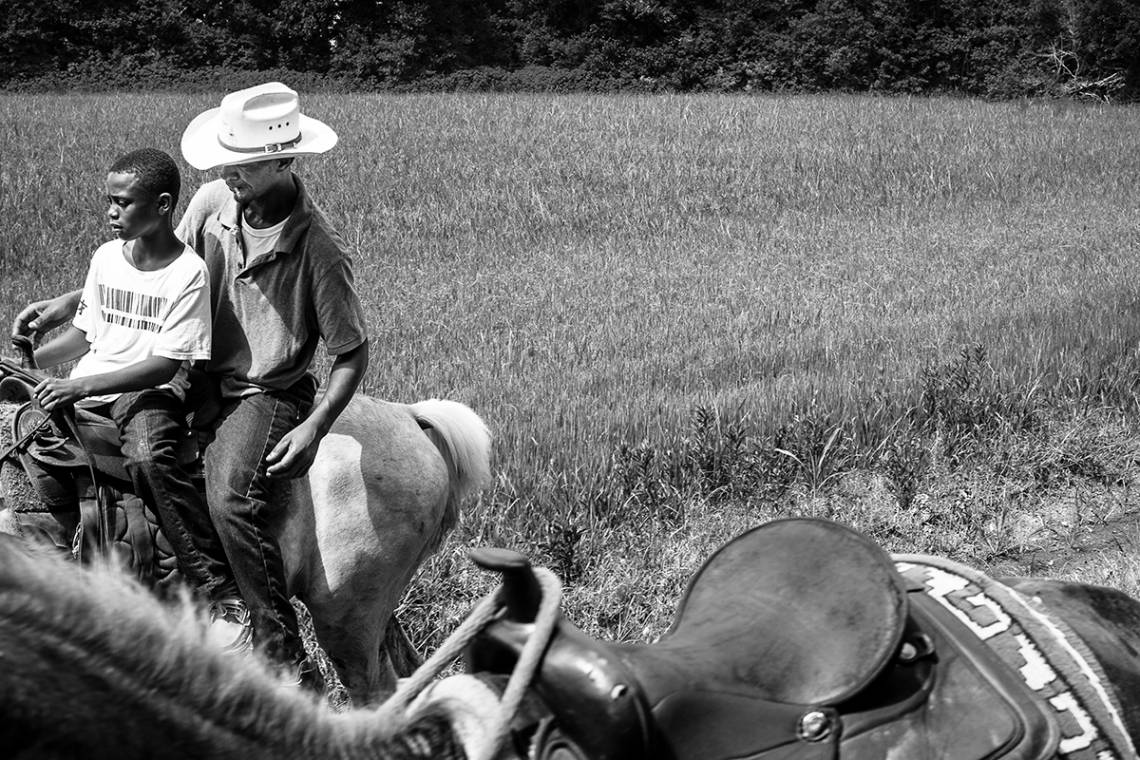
110,389,233,600
203,379,314,666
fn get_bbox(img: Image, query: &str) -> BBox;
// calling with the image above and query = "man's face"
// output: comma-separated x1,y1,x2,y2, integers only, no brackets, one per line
105,172,164,241
218,160,284,204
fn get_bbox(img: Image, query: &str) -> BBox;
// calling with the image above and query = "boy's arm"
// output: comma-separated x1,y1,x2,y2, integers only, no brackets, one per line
11,290,83,342
33,356,182,412
33,326,91,368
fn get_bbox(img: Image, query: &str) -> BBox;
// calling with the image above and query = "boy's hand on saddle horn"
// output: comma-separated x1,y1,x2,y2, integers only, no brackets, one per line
12,296,73,342
265,418,322,479
34,376,87,411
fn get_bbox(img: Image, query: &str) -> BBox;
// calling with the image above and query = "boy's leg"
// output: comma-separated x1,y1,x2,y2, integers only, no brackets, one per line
110,389,236,601
203,381,314,672
17,454,79,553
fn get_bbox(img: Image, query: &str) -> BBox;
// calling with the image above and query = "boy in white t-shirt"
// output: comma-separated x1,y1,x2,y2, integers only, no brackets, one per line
30,148,248,649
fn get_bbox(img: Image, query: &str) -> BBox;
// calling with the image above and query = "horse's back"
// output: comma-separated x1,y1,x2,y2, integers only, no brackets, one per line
1007,577,1140,742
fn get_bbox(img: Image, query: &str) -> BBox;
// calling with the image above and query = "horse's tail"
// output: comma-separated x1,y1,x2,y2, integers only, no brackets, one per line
408,399,492,553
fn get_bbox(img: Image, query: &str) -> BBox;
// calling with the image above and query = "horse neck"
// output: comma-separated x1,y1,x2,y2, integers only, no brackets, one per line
0,538,452,760
0,658,458,760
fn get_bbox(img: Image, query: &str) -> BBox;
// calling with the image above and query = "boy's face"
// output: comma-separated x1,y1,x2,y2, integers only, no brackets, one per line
105,172,167,241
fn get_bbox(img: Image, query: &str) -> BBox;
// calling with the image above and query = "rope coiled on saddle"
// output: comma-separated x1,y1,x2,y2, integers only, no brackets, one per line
375,567,563,760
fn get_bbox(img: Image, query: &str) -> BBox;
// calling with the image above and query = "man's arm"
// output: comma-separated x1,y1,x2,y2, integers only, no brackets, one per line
33,355,182,412
11,290,83,342
265,339,369,479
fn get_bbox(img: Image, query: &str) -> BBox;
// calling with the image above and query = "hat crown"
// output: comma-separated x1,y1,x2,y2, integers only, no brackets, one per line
218,83,301,151
181,80,337,170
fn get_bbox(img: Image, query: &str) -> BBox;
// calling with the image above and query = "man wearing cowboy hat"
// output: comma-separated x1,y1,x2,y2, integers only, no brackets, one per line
13,83,369,685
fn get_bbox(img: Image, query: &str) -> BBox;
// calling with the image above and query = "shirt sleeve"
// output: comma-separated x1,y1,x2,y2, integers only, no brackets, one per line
313,250,368,356
72,251,101,338
175,184,209,255
152,260,212,361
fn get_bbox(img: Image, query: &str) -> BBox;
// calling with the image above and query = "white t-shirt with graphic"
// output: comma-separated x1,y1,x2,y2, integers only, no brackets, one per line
71,240,212,402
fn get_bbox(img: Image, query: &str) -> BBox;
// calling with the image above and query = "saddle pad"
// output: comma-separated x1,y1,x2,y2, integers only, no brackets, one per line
895,554,1136,760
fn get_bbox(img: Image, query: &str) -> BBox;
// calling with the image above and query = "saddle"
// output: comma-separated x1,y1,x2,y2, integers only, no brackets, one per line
0,353,183,587
467,518,1063,760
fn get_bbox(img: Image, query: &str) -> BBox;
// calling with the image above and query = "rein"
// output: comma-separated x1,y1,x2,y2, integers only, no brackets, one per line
0,406,51,465
0,357,86,469
375,566,564,760
0,357,50,465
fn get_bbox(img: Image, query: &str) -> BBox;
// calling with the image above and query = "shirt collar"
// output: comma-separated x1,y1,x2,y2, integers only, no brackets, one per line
218,174,314,253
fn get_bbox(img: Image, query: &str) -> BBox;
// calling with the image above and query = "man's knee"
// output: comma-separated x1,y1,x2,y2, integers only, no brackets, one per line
120,435,177,474
206,478,259,527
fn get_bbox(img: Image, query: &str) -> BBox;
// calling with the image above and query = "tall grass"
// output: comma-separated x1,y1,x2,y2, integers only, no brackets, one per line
3,92,1140,651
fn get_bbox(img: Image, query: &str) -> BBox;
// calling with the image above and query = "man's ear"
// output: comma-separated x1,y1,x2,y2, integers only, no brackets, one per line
156,192,174,215
277,157,295,172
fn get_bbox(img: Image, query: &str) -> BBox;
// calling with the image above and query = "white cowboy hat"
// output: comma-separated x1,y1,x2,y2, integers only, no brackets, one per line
180,82,338,170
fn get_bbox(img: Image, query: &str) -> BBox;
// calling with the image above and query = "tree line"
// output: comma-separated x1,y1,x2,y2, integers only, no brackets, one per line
5,0,1139,98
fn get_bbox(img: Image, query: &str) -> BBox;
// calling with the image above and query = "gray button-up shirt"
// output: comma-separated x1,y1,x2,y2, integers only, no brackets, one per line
177,176,368,398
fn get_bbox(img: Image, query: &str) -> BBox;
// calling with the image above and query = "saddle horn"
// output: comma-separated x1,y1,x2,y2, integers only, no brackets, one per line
468,547,542,623
11,335,37,370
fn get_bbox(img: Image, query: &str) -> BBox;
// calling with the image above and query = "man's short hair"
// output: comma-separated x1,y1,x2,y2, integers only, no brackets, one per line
109,148,181,206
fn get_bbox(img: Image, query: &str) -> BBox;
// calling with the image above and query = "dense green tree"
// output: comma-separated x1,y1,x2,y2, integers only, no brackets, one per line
1,0,84,80
1065,0,1140,93
330,0,512,82
1,0,1137,98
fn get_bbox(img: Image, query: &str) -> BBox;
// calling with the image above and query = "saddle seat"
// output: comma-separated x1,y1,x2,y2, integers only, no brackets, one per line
614,517,909,709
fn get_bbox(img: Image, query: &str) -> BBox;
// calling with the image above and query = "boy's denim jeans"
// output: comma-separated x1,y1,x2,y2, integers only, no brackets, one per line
109,389,234,601
202,377,315,667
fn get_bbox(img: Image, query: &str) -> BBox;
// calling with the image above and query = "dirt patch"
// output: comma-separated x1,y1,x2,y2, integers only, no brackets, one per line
1002,502,1140,579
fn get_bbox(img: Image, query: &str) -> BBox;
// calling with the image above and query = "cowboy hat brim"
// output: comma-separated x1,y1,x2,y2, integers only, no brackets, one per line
180,107,339,171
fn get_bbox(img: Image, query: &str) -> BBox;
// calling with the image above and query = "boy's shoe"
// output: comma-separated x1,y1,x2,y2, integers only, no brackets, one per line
207,597,254,655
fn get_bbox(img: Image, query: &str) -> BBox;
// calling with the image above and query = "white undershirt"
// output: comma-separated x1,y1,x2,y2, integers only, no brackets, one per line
241,216,288,261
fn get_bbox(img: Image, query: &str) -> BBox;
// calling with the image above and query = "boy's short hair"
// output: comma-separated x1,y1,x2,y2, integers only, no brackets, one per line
109,148,181,206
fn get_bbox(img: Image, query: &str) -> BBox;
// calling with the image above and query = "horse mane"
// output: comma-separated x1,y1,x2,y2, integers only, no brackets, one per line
0,537,460,759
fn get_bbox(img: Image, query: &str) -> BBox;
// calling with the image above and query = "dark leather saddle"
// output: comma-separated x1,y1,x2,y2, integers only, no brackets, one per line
0,353,188,586
467,518,1062,760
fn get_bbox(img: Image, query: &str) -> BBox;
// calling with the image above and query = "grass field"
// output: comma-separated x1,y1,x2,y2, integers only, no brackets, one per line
3,91,1140,658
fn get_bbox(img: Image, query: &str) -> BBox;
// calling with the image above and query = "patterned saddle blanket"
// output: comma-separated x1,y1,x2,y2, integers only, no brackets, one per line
895,554,1137,760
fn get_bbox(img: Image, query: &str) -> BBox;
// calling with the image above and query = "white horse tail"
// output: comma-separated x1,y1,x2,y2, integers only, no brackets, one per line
407,399,492,550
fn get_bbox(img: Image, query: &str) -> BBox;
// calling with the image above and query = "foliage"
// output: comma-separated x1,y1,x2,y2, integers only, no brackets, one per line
4,0,1140,98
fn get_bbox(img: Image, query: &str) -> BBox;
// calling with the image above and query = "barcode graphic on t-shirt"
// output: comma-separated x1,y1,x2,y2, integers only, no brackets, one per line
98,285,168,332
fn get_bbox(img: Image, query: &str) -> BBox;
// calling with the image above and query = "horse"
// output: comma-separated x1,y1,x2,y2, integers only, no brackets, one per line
0,534,468,760
0,392,492,706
